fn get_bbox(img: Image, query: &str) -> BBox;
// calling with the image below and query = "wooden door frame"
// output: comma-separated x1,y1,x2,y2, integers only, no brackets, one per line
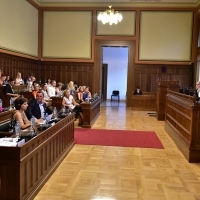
94,40,135,107
102,63,108,100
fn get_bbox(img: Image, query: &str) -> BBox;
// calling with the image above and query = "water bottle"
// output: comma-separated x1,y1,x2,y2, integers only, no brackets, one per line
45,113,49,124
30,116,35,126
15,122,21,139
10,98,13,110
62,106,66,114
0,99,3,112
30,116,35,135
53,107,58,119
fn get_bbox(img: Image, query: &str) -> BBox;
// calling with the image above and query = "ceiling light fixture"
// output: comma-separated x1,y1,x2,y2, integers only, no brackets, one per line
97,5,123,25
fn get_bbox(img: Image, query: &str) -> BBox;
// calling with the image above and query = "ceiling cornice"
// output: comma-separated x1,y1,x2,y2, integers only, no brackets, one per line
30,0,200,8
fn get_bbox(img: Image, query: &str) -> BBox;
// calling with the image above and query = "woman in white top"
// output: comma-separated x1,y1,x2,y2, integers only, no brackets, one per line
62,89,83,125
15,72,24,85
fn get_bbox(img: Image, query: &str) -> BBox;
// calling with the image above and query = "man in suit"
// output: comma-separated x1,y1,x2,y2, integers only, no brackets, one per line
133,86,142,95
26,91,52,122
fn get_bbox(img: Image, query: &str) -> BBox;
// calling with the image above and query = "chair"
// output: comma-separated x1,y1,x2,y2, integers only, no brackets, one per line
111,90,120,102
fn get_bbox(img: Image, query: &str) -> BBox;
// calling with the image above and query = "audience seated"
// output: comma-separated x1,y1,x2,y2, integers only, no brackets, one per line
32,83,41,99
196,81,200,98
62,89,83,125
0,74,6,86
46,78,52,86
26,91,52,123
41,84,50,100
5,75,10,84
77,86,84,103
55,82,63,96
68,81,75,95
133,86,142,95
15,72,24,85
11,96,31,132
47,80,56,97
3,77,19,102
26,76,36,92
83,86,91,101
74,81,78,90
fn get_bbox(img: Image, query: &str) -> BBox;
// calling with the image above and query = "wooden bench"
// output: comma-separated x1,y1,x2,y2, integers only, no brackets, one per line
132,92,156,111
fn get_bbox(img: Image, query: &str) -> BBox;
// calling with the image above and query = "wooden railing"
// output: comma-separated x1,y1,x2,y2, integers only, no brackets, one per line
165,90,200,163
0,114,75,200
156,80,179,120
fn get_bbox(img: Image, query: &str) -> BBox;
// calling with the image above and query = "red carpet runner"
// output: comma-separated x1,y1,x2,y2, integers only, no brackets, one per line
74,128,164,149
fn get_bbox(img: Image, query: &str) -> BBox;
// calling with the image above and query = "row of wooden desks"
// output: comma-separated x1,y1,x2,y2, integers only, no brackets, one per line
0,114,75,200
51,96,101,128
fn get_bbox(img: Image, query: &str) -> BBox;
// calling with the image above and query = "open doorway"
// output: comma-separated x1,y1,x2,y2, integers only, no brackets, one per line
94,40,135,107
102,46,128,102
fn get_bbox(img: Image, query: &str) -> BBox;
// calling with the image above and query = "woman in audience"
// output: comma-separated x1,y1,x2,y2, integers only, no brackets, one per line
41,84,50,100
62,89,83,125
83,86,92,101
15,72,24,85
5,75,10,84
47,80,56,97
32,83,41,99
11,96,31,131
74,81,78,90
55,82,63,96
77,86,84,103
68,81,75,95
0,74,6,85
46,78,51,86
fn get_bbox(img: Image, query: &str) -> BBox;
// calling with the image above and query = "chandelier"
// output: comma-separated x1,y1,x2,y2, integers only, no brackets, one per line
97,5,123,25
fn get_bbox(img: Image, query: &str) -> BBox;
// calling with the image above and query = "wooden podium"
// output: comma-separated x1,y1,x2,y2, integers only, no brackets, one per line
156,80,179,120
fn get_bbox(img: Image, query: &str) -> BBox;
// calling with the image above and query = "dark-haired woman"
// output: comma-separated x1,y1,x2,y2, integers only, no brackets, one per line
12,96,31,130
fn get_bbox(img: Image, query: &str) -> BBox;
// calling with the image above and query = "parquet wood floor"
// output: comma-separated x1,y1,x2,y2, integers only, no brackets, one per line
34,101,200,200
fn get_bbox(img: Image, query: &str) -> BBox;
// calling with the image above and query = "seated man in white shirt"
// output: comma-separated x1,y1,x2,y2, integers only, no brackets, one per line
47,80,56,97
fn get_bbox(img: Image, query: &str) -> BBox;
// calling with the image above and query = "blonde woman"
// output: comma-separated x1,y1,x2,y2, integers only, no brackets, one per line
15,72,24,85
62,90,83,125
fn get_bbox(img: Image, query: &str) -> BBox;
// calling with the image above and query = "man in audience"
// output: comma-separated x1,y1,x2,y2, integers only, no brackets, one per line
47,80,56,97
26,91,52,122
133,86,142,95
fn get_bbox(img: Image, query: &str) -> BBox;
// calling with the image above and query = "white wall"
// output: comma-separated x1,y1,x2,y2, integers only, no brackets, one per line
103,47,128,100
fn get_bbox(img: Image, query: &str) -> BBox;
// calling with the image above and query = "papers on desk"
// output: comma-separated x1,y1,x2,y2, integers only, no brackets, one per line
46,114,53,122
0,138,19,147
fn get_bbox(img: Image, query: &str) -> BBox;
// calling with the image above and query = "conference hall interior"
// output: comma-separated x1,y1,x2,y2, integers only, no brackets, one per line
1,0,200,199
